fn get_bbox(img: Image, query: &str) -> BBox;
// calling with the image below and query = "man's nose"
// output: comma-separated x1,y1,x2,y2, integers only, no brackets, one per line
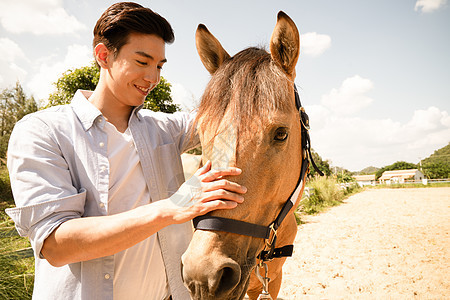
144,67,160,85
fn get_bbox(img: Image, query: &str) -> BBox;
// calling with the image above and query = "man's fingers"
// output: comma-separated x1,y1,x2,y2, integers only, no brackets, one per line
195,160,211,176
198,189,245,204
201,167,242,182
198,200,239,213
203,179,247,194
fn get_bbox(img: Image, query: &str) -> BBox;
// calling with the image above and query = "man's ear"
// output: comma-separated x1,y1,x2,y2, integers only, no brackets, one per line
94,43,111,69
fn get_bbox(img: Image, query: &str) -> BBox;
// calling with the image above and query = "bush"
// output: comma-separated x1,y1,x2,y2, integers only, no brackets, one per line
300,176,344,214
342,182,361,195
299,176,362,216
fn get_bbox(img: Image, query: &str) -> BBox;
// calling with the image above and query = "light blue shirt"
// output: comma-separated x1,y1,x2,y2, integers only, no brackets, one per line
6,90,198,299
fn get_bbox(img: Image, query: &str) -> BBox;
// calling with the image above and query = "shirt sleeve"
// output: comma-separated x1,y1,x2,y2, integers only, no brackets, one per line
164,110,200,153
5,114,86,258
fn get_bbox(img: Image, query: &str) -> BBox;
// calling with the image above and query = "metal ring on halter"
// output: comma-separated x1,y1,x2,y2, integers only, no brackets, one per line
300,107,310,131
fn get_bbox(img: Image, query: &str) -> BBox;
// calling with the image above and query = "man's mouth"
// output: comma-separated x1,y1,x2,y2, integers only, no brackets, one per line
135,84,150,95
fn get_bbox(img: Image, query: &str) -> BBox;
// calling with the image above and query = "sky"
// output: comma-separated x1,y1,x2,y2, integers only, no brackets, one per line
0,0,449,171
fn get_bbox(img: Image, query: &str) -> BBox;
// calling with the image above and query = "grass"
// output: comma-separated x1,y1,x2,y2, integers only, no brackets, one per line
0,165,13,206
296,176,362,219
0,164,34,299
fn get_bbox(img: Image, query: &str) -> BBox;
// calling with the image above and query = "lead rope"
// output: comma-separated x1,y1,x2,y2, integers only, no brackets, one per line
256,261,273,299
255,225,277,299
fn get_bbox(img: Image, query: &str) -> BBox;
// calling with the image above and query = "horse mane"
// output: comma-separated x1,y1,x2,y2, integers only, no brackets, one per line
195,47,293,139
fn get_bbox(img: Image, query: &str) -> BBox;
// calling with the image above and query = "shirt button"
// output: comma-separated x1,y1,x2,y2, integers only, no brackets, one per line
99,203,105,208
104,273,110,280
99,142,105,147
98,118,103,123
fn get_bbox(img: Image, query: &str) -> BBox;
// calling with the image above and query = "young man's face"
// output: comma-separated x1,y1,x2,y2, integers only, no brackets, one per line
105,32,167,107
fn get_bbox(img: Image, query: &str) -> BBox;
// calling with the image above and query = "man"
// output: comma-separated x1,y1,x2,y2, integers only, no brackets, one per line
6,2,246,299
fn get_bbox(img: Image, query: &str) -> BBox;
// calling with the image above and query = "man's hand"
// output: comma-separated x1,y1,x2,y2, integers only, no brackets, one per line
165,161,247,223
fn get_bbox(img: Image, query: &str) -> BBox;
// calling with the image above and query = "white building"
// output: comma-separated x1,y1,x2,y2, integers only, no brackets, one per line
379,169,424,184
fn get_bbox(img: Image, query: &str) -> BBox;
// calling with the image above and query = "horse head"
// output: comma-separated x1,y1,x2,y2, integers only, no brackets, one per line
182,11,303,300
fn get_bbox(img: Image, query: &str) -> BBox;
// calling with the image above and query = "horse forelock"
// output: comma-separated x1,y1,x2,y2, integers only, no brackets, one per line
195,47,294,143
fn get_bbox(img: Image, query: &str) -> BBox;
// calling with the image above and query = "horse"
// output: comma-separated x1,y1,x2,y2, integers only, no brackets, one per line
182,11,311,300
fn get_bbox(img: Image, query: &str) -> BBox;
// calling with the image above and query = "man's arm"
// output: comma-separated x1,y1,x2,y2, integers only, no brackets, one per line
41,161,246,267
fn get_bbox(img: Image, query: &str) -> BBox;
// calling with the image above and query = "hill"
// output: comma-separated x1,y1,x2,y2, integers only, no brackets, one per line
357,166,380,175
421,142,450,179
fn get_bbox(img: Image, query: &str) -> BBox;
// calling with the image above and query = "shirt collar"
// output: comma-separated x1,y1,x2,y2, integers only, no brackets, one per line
71,90,144,131
131,104,144,121
71,90,102,131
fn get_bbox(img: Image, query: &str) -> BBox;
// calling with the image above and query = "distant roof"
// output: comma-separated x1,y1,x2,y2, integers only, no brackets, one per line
379,169,421,180
353,174,376,181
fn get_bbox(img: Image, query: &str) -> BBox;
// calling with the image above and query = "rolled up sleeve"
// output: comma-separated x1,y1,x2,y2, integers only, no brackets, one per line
6,189,86,258
6,114,86,258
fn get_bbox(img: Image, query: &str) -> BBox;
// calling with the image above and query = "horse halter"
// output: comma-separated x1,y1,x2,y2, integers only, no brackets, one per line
193,84,323,262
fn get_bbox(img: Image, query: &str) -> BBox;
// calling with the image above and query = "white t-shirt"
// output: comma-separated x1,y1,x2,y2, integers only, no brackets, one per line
104,121,168,300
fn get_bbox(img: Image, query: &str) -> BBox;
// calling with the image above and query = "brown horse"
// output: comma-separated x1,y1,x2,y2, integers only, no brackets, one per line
182,12,307,300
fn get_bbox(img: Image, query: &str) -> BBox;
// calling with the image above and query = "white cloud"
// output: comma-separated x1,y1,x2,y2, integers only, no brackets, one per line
414,0,447,13
321,75,374,115
0,0,86,35
407,106,450,131
0,38,26,61
28,44,92,100
306,79,450,171
300,32,331,57
0,38,28,87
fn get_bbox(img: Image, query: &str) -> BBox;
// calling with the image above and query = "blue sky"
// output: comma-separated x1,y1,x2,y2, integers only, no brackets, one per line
0,0,449,171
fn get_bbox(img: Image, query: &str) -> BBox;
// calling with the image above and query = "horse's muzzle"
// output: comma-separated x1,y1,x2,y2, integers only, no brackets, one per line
182,253,243,300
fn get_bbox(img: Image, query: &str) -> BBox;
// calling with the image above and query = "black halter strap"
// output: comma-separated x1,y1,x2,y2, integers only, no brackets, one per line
296,85,324,178
193,84,323,261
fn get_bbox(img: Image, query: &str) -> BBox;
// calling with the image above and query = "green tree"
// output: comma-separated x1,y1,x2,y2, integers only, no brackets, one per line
336,171,354,183
143,77,178,113
46,62,99,107
309,149,332,177
375,161,418,180
0,82,38,157
46,62,180,113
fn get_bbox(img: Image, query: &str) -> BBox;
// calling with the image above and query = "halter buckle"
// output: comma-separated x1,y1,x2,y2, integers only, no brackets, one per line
258,223,278,262
266,223,277,249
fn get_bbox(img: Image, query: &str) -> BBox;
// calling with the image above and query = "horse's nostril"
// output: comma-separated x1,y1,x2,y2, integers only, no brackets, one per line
183,249,242,299
210,262,241,297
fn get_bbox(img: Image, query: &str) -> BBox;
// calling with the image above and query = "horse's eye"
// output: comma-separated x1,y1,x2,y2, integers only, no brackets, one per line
274,127,288,142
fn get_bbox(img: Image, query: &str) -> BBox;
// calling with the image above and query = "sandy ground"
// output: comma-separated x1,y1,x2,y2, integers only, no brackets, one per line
276,188,450,299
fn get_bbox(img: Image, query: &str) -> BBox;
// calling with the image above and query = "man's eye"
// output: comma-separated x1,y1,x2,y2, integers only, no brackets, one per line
136,60,147,66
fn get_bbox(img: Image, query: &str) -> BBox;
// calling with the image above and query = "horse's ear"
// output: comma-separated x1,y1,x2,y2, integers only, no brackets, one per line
196,24,230,74
270,11,300,76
